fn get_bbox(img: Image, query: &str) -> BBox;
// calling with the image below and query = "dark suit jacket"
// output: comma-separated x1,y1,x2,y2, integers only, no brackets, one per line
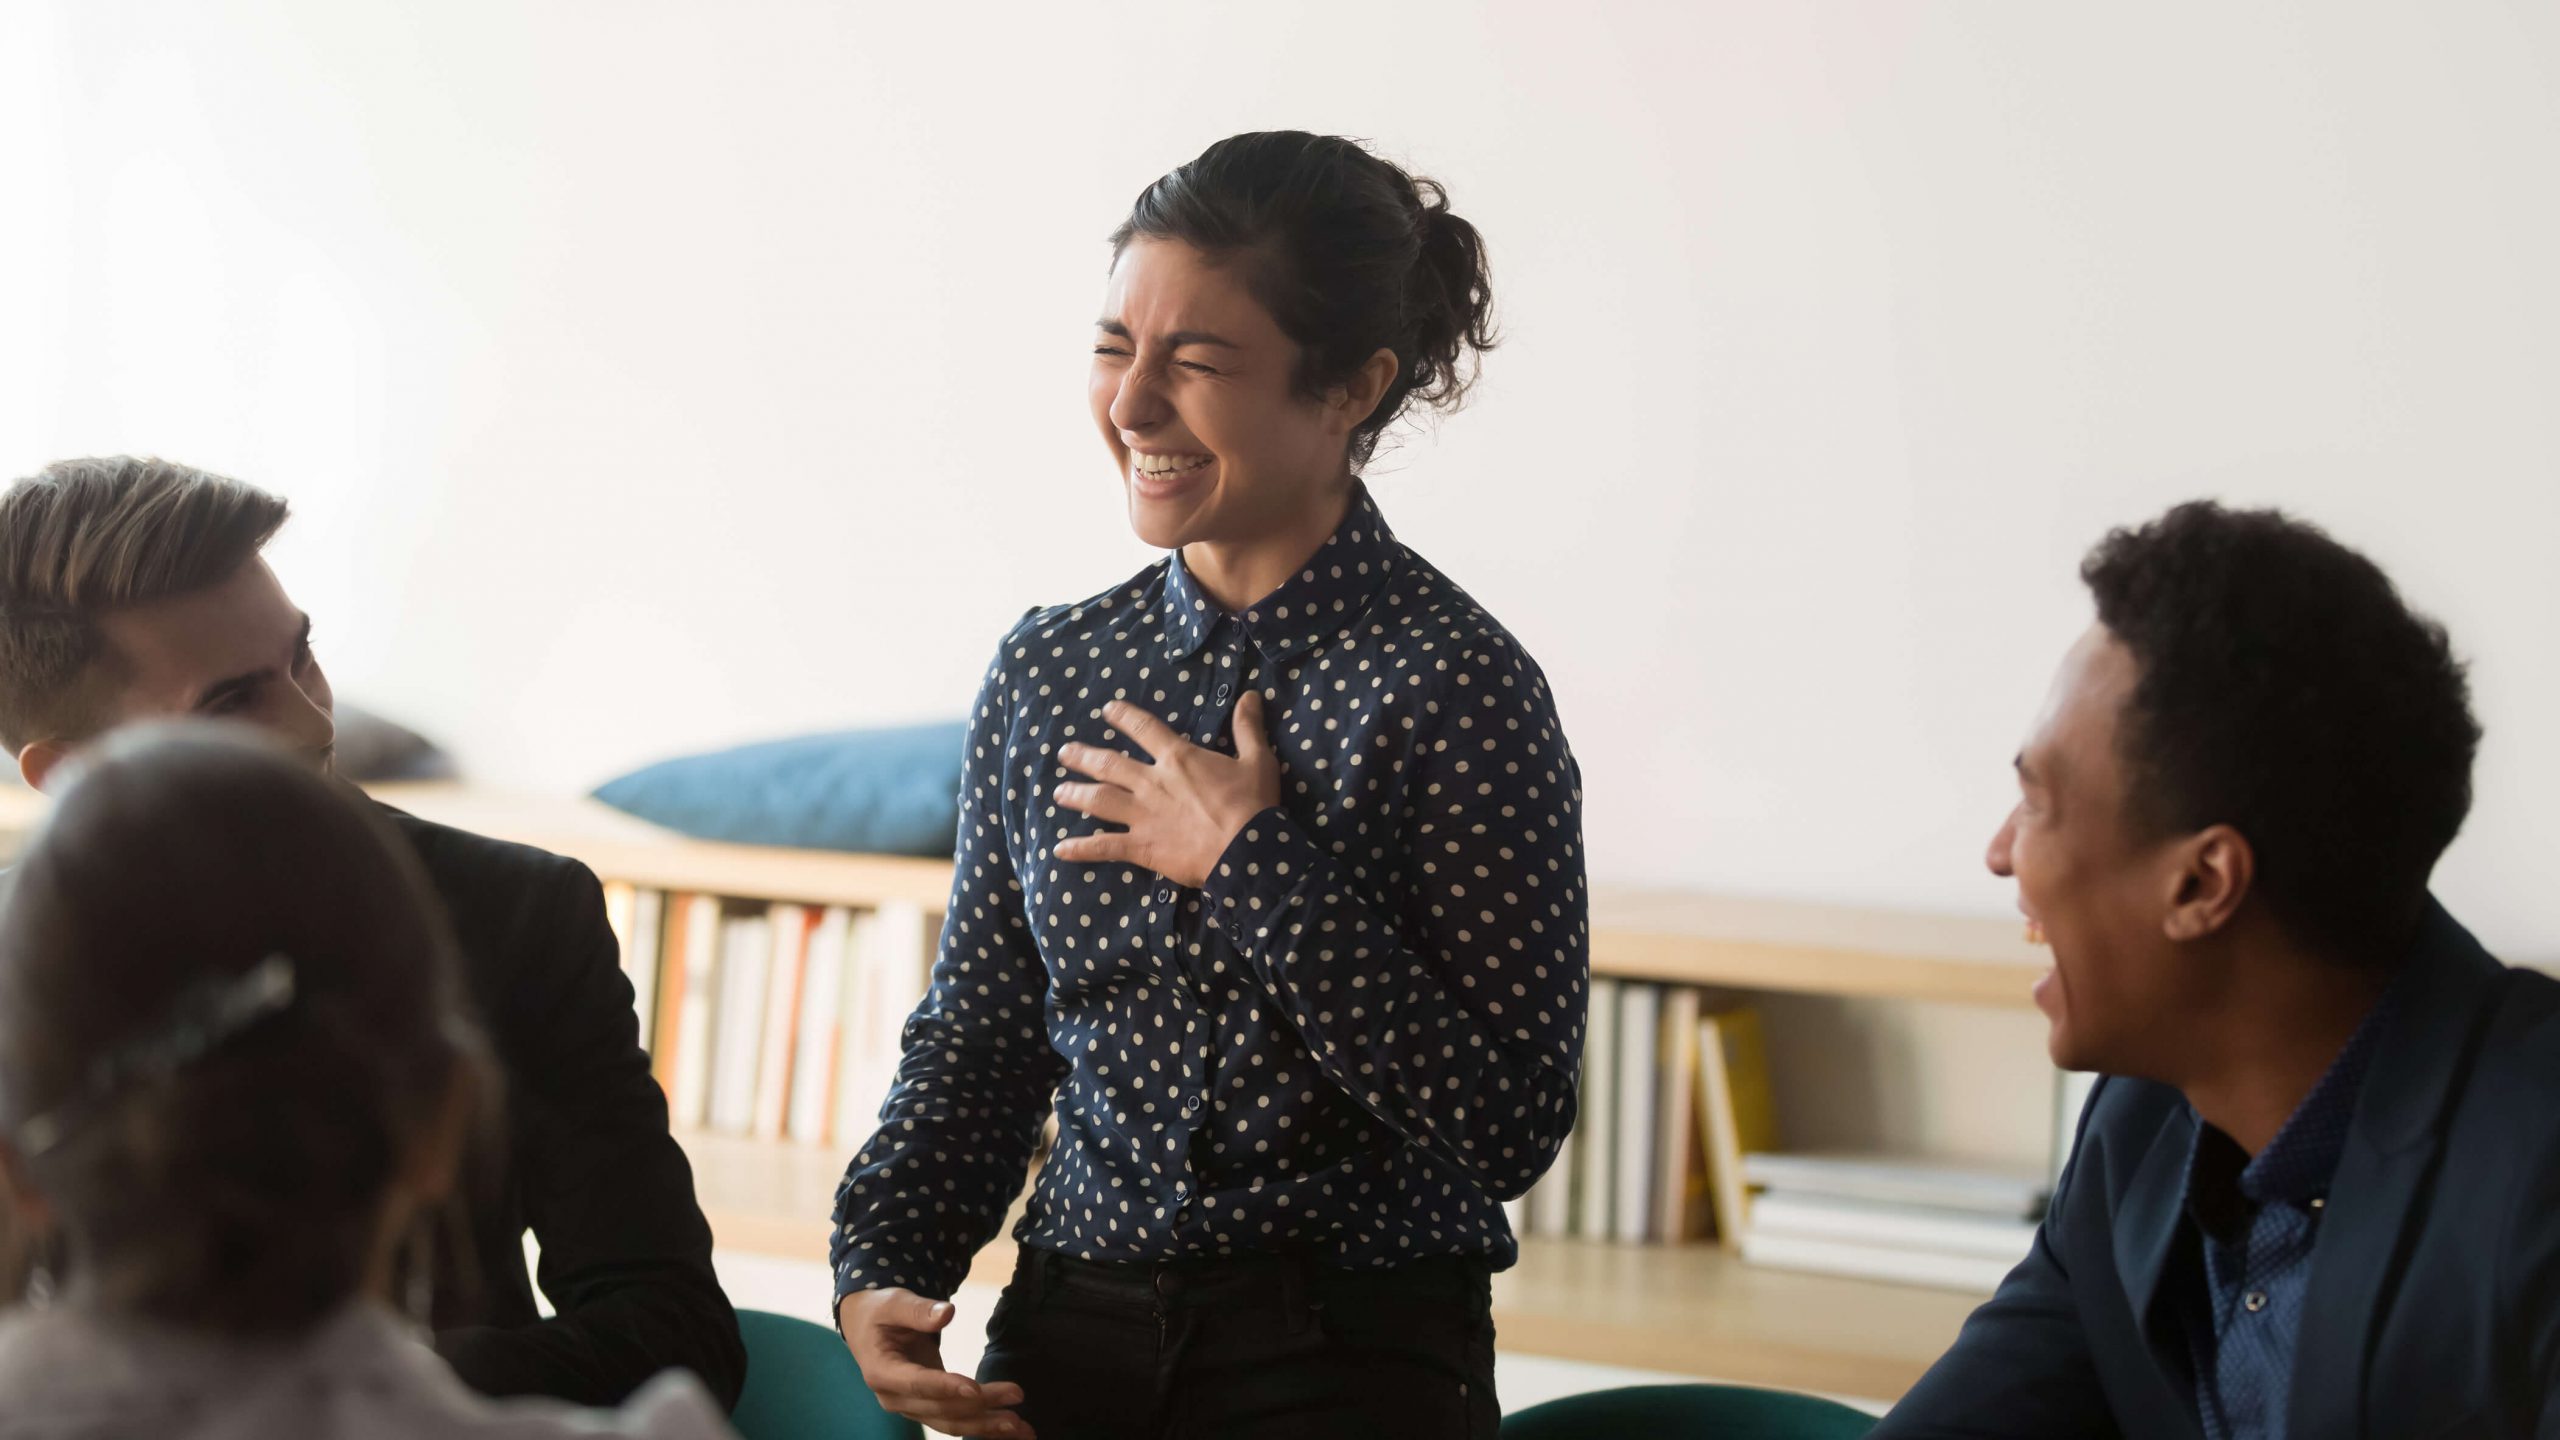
384,805,746,1409
1876,903,2560,1439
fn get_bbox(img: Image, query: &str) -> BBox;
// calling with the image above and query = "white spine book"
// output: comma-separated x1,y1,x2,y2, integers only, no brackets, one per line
834,910,888,1149
1747,1191,2041,1262
1575,978,1620,1242
752,905,811,1141
1612,983,1660,1243
624,889,664,1053
670,897,725,1130
787,907,853,1144
1739,1230,2021,1294
708,912,772,1135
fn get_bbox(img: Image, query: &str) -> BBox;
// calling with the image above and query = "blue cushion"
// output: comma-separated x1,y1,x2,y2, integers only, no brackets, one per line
593,721,966,858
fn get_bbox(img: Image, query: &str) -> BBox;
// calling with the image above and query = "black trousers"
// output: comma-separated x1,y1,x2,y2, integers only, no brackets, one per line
976,1247,1500,1440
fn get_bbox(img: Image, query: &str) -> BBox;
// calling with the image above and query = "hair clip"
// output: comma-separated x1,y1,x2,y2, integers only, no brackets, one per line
14,953,297,1159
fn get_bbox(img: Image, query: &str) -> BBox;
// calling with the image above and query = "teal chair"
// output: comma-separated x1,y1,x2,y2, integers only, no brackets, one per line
1502,1382,1875,1439
729,1309,924,1440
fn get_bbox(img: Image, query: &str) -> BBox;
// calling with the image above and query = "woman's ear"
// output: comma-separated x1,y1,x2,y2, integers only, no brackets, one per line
1329,348,1400,435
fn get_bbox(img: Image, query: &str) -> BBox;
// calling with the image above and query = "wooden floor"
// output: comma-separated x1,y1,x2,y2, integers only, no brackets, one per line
679,1130,1980,1402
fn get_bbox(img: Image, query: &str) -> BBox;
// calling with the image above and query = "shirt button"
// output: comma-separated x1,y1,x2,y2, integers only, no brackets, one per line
1215,683,1232,702
1159,885,1176,904
2244,1290,2268,1314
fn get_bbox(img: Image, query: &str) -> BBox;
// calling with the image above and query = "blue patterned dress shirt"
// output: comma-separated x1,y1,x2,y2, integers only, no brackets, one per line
2181,992,2395,1440
830,485,1591,1303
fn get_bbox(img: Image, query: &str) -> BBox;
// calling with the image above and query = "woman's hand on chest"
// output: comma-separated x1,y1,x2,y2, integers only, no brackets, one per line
1053,694,1281,889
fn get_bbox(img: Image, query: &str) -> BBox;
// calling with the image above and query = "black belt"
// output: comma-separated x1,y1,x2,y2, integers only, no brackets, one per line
1008,1247,1489,1334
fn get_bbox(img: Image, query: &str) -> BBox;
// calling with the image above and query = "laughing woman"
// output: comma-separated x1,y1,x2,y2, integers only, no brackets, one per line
832,131,1589,1440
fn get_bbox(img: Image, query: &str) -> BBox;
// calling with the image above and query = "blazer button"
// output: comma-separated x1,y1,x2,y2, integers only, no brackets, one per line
2244,1290,2268,1313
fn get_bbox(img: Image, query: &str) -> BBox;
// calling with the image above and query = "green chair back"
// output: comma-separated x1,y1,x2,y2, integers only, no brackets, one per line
728,1308,924,1440
1502,1382,1875,1439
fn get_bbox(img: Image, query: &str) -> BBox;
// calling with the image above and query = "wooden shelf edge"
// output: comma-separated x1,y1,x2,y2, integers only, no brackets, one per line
3,785,2056,1008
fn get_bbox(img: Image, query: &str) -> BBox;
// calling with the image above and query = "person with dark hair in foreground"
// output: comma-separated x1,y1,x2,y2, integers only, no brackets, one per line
830,131,1588,1439
0,458,744,1407
0,725,735,1438
1875,502,2558,1438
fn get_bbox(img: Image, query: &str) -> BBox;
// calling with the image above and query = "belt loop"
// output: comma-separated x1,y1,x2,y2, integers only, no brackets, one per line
1281,1255,1314,1334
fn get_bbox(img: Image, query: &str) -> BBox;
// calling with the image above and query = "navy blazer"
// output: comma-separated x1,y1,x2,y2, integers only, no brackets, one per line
1875,904,2560,1439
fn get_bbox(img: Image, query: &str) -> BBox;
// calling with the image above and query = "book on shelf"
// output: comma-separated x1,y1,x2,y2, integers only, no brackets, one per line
1513,980,1734,1248
787,907,854,1144
752,904,814,1140
1740,1151,2050,1222
1654,986,1712,1244
1574,977,1621,1242
1736,1229,2020,1293
1612,981,1659,1243
622,887,665,1053
707,908,772,1134
835,903,935,1149
1698,1001,1777,1251
602,881,641,1034
1747,1191,2040,1262
606,875,937,1151
661,894,724,1121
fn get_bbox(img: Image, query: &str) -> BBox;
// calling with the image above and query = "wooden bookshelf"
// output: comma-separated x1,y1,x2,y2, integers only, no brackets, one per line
677,1127,1980,1400
1590,887,2045,1010
0,782,2048,1009
359,786,2049,1011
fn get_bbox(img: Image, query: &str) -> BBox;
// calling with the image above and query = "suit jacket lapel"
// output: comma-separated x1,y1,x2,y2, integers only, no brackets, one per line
2286,901,2505,1440
2113,1102,2209,1437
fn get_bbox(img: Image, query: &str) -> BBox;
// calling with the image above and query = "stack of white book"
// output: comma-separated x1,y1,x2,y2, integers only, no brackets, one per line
1737,1152,2050,1293
603,883,937,1150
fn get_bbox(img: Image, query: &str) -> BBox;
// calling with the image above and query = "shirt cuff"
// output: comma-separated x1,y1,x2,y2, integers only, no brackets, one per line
1199,807,1324,955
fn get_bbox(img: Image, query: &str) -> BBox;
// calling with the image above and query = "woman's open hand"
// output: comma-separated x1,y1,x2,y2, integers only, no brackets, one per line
1054,694,1280,889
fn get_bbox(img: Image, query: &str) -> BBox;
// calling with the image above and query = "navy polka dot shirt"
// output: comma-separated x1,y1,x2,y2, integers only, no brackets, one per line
831,485,1590,1303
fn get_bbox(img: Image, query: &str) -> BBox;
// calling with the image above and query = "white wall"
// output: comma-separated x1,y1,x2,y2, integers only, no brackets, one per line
4,0,2554,965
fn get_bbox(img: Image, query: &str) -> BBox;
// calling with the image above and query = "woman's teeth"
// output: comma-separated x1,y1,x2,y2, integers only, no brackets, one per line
2025,918,2048,946
1133,453,1213,477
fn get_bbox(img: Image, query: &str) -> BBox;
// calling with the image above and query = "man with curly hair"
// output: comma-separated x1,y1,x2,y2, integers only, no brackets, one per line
1877,502,2556,1439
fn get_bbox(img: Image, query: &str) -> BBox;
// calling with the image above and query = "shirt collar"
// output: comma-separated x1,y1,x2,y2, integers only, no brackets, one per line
2182,981,2399,1229
1159,482,1401,666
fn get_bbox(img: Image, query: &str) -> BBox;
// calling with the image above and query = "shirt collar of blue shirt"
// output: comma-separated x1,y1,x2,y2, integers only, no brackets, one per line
2182,975,2402,1232
1158,482,1402,667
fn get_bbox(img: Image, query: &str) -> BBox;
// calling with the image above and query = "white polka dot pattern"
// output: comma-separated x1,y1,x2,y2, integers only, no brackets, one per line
831,486,1590,1303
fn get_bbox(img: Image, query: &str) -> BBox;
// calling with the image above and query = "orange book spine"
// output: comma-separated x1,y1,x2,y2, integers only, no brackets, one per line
650,894,695,1097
